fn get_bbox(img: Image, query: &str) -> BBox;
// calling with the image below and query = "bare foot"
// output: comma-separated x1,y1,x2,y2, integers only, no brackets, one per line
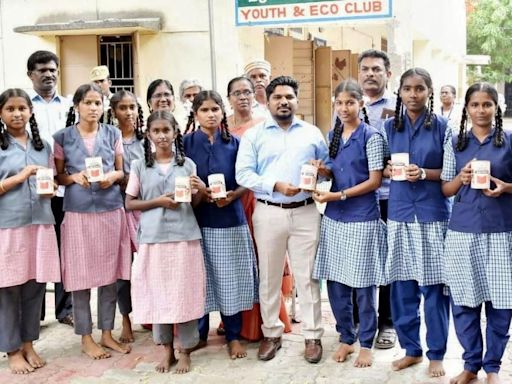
228,340,247,359
175,351,191,374
119,315,134,343
155,344,176,373
429,360,446,377
332,343,354,363
81,335,111,359
354,348,372,368
487,372,500,384
449,370,478,384
100,331,131,354
7,350,35,374
21,342,45,369
392,355,423,371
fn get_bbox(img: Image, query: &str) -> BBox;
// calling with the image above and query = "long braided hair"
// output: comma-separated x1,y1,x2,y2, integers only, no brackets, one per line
394,67,434,132
144,110,185,167
0,88,44,151
184,90,231,143
108,90,144,140
329,79,370,158
65,83,103,127
456,82,504,152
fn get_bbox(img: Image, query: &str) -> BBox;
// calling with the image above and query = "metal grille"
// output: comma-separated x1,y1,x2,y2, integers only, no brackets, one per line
99,35,134,93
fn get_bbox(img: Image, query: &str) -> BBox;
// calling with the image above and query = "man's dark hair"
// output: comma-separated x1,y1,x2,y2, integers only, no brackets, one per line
265,76,299,100
27,50,59,72
357,49,390,71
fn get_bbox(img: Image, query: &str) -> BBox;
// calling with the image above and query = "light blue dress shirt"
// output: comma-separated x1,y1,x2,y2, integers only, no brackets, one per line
236,116,330,204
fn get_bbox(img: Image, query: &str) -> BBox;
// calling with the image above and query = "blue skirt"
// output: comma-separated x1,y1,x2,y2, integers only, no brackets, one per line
444,230,512,309
313,216,387,288
200,224,258,315
386,219,448,286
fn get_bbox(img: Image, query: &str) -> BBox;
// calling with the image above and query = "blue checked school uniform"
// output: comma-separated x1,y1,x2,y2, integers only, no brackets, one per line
384,111,450,361
441,128,512,375
183,129,258,342
312,122,387,349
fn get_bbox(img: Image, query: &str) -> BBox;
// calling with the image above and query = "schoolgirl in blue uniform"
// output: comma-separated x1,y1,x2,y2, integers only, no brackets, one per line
0,89,60,374
312,79,386,368
107,90,145,344
183,90,258,360
442,82,512,384
384,68,451,377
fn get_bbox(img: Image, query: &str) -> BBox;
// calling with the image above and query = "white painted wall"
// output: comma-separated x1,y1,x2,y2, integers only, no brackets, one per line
0,0,466,103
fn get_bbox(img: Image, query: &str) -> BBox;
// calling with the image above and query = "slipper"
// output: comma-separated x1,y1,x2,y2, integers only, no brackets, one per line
58,314,74,327
374,327,396,349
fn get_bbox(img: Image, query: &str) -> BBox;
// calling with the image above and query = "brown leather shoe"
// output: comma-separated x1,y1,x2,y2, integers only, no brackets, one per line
258,337,282,361
304,339,322,363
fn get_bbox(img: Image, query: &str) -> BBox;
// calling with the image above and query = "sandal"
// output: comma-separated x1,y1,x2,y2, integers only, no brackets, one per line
375,327,396,349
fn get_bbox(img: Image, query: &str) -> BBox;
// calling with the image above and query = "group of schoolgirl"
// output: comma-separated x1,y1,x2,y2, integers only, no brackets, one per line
2,64,512,384
0,77,258,376
313,68,512,384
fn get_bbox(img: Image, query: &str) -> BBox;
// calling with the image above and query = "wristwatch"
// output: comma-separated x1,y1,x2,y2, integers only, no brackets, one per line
419,168,426,180
339,190,347,200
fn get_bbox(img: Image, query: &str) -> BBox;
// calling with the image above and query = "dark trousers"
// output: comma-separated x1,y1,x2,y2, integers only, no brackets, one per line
391,281,449,360
353,199,393,328
451,299,512,374
198,312,242,342
41,196,73,321
328,281,377,348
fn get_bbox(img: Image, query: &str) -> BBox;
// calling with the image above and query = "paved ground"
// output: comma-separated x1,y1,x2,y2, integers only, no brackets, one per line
2,118,512,384
2,288,512,384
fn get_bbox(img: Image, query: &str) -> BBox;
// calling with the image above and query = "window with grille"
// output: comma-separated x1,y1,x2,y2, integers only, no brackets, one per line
99,35,134,93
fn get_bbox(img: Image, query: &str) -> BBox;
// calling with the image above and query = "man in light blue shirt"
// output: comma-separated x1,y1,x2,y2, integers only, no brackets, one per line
236,76,329,363
27,50,73,327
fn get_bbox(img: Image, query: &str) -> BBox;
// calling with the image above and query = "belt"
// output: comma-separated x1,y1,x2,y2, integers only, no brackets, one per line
257,197,314,209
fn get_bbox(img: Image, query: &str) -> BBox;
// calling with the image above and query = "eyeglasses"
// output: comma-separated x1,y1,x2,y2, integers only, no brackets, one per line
151,92,173,99
230,90,253,98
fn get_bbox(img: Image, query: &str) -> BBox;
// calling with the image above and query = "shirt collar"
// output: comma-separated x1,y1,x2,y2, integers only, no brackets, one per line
263,116,302,131
28,88,63,103
468,127,496,145
365,89,394,106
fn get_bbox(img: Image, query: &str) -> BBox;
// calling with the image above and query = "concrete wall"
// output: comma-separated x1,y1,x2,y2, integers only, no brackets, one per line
0,0,466,104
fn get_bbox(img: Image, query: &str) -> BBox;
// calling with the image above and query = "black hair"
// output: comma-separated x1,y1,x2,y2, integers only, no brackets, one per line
329,79,370,158
146,79,174,111
357,49,391,71
65,83,103,127
145,110,185,167
0,88,44,151
265,76,299,100
440,84,456,97
393,67,434,132
27,50,59,72
227,76,255,96
456,82,503,152
185,90,231,142
108,90,144,140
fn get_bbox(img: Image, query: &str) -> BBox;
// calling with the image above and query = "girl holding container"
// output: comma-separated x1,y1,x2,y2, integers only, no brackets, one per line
183,90,258,359
125,110,205,374
442,82,512,384
0,89,60,374
383,68,451,377
312,79,387,368
54,83,131,359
